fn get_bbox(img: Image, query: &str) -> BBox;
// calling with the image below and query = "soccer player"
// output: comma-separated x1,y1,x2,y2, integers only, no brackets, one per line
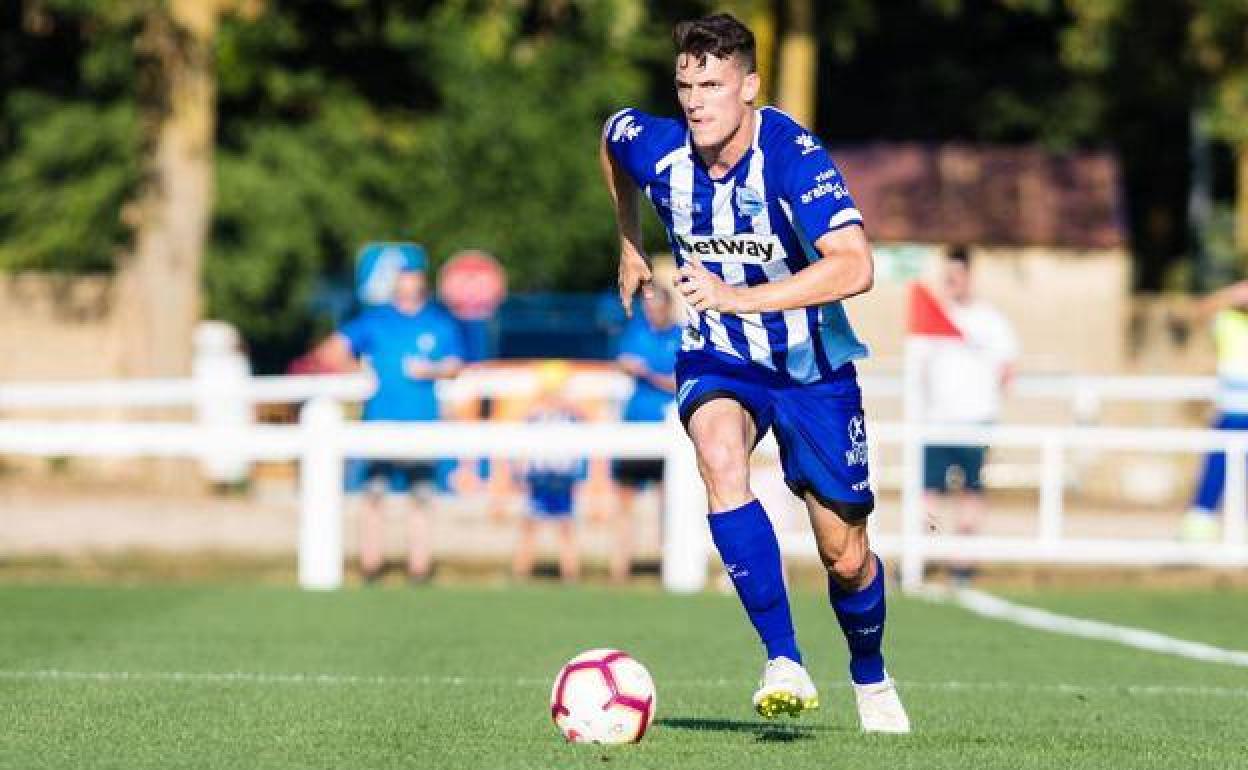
599,13,909,732
315,248,465,584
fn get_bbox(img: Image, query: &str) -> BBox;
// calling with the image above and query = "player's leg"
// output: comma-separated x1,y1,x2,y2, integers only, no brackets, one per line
348,460,387,582
774,377,909,733
512,517,537,579
804,496,909,733
398,463,435,583
556,518,580,583
685,393,814,717
950,446,987,584
1184,413,1236,540
610,480,638,585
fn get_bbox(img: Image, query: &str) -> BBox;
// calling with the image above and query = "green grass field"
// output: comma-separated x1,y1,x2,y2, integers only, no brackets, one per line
2,582,1246,769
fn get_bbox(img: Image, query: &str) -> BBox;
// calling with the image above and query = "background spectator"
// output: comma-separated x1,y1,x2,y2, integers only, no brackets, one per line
918,246,1020,583
610,286,681,584
1183,280,1248,541
314,248,465,583
510,361,587,583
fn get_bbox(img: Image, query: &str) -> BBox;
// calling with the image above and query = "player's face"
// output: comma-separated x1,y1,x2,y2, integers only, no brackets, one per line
642,291,674,328
393,270,428,306
943,261,971,303
675,52,759,151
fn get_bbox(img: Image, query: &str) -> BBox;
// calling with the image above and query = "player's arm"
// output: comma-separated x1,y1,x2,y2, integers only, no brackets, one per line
1195,280,1248,320
679,134,873,314
311,331,360,372
599,133,653,316
680,226,873,314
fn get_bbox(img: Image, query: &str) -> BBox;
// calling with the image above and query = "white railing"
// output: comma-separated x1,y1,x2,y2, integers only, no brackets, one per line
1,401,1246,593
1,329,1242,593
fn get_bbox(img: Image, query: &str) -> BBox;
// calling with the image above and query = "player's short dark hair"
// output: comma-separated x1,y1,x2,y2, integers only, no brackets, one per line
947,244,972,267
673,13,756,73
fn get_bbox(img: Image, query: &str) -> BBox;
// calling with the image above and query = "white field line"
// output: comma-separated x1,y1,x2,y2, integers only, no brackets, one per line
1,669,1247,698
932,587,1248,667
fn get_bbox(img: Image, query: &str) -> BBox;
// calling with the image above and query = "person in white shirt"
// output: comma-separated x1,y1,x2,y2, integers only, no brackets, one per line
919,246,1020,583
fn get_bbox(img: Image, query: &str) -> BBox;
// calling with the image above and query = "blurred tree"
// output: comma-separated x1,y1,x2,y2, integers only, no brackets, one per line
0,1,142,273
117,0,261,377
208,0,652,370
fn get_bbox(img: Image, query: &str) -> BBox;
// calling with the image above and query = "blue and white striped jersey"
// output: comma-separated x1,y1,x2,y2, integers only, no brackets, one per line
605,106,869,385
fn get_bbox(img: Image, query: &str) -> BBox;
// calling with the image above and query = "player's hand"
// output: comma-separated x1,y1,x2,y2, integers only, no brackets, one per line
678,257,741,314
403,358,439,380
618,251,654,317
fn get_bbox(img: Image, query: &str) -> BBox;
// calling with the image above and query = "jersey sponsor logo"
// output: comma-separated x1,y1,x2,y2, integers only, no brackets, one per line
799,181,849,205
735,186,765,217
815,168,838,182
794,133,820,156
611,114,644,142
674,233,785,265
655,196,702,215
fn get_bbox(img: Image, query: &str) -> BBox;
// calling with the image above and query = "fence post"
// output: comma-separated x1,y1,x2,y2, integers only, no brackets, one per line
1038,433,1065,544
662,410,709,594
192,320,253,484
299,396,344,590
1224,437,1247,550
899,338,926,593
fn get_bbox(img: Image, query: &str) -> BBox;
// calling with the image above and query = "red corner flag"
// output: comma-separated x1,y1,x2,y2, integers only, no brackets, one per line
906,282,963,338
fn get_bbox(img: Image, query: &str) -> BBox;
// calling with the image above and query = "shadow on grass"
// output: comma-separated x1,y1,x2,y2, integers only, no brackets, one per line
657,716,843,743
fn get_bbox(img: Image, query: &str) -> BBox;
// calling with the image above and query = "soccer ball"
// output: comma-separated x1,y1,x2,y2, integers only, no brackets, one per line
550,648,656,744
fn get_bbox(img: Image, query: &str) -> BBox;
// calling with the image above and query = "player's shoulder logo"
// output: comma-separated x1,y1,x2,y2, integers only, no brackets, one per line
735,186,765,217
794,133,820,156
611,113,644,143
848,414,865,444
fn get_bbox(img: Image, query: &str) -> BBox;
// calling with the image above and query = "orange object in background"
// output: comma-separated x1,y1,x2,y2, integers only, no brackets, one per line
449,359,623,519
906,281,963,338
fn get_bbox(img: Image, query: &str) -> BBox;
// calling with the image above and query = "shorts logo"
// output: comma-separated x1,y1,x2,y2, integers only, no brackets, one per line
677,378,699,406
845,414,868,467
735,186,765,217
848,415,865,443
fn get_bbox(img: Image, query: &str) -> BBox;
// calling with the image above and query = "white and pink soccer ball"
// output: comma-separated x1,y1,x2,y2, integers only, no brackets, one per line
550,648,656,744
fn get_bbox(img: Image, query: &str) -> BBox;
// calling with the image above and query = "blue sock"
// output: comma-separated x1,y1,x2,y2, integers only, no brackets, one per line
829,553,887,685
708,499,801,663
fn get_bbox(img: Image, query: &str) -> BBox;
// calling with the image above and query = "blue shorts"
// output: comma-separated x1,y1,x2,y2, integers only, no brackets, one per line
529,488,575,519
675,353,873,521
344,459,437,495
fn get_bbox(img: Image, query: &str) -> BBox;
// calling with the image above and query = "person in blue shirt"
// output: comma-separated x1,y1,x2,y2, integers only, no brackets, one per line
600,13,908,732
316,249,465,584
611,285,681,584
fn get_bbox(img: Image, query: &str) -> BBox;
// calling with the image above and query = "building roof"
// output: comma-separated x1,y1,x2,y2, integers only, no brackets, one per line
833,144,1126,250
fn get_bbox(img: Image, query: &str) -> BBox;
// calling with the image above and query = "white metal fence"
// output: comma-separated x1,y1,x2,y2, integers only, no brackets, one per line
1,333,1243,593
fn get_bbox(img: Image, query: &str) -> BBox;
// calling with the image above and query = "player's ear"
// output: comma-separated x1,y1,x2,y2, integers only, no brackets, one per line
741,71,760,103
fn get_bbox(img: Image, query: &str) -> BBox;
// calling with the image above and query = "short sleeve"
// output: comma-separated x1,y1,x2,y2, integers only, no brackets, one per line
777,134,863,243
338,315,372,357
603,108,657,185
616,320,647,361
986,309,1020,363
437,315,467,361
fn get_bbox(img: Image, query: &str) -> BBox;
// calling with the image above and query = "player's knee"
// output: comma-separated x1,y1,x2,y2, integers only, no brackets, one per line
827,552,869,587
697,443,749,496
